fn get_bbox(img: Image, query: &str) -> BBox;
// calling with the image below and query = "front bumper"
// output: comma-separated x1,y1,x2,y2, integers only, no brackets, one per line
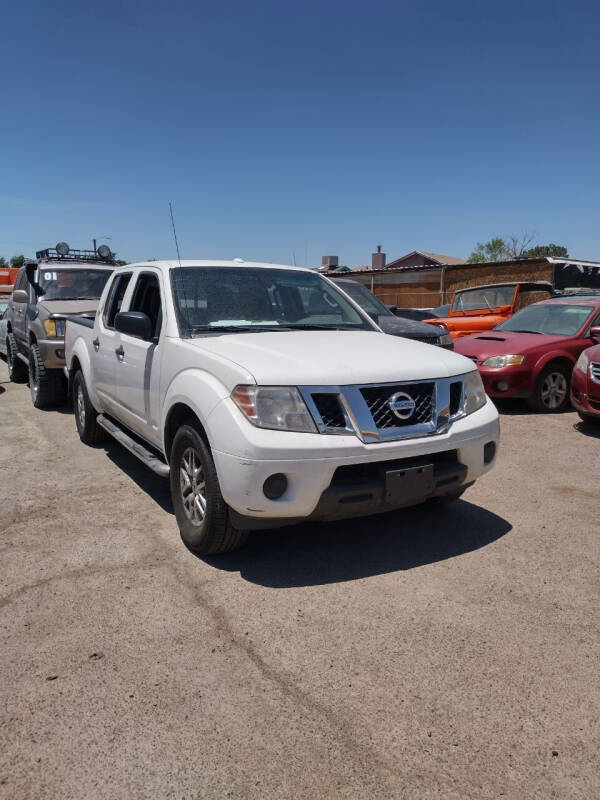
571,366,600,417
210,398,500,525
37,338,66,369
478,365,533,399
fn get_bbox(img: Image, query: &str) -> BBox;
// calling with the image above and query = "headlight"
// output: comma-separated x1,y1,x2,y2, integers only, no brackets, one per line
439,333,453,347
464,370,486,415
43,318,66,338
576,350,590,372
481,354,525,368
231,385,317,433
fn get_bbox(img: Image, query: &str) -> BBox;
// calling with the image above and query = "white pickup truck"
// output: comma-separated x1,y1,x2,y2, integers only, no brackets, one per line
65,260,500,554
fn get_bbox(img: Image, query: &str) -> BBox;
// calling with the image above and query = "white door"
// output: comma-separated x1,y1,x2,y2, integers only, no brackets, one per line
112,271,164,444
93,272,133,414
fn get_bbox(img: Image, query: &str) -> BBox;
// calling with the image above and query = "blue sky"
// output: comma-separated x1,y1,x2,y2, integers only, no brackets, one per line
2,0,599,266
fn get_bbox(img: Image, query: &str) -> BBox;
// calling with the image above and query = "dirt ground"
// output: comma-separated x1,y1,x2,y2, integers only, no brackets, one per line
1,358,599,800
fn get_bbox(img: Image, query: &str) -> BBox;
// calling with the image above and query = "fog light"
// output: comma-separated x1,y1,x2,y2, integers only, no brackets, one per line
484,442,496,464
263,473,287,500
497,381,509,392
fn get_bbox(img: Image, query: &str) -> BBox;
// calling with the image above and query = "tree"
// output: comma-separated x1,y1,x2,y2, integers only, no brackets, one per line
523,243,569,258
467,237,507,263
504,231,536,259
0,257,7,267
10,255,25,268
467,233,569,262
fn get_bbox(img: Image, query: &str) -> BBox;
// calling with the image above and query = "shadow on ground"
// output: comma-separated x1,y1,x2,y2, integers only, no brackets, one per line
493,398,576,417
204,501,512,587
574,418,600,439
97,429,512,588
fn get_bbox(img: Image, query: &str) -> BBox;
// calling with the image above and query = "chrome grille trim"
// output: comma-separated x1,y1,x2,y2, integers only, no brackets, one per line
300,373,472,443
590,361,600,384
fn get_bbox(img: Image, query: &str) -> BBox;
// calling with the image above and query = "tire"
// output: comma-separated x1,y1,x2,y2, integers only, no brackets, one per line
529,364,571,413
424,488,467,507
577,410,600,425
73,370,107,444
6,333,28,383
169,424,249,555
28,344,65,408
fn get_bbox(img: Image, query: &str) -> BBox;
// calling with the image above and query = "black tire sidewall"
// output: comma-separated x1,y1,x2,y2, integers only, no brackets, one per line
73,372,89,439
169,425,230,553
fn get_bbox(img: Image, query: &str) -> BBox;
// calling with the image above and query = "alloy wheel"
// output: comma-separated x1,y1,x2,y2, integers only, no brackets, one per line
540,372,567,410
179,446,207,524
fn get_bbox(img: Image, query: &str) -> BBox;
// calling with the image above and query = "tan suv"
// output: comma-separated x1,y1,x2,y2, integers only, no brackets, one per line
6,244,114,407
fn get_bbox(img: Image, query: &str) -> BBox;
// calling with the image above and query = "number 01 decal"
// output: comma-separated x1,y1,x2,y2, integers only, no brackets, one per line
44,271,58,281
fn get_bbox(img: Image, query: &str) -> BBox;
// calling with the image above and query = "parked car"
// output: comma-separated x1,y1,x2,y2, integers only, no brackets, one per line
335,279,453,348
425,282,554,340
571,340,600,423
387,305,449,322
454,295,600,412
0,300,9,357
5,244,114,407
65,259,499,554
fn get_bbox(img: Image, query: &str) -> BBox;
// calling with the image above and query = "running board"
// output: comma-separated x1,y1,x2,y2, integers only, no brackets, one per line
97,415,170,477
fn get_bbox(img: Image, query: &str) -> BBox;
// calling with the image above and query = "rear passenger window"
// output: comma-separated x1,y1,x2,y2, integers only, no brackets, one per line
129,273,162,340
103,273,132,328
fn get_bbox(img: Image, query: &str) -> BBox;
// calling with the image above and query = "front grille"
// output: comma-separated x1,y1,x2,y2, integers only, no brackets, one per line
311,393,346,428
360,383,435,428
591,362,600,384
449,381,463,415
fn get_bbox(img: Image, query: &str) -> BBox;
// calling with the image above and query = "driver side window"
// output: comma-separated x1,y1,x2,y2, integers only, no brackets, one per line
129,273,163,340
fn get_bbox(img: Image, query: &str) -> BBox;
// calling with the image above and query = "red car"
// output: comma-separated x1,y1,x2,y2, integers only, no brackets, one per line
454,295,600,412
571,342,600,422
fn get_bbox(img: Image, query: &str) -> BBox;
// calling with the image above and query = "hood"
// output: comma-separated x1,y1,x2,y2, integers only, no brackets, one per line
455,330,569,357
188,329,475,386
376,314,443,339
38,299,100,316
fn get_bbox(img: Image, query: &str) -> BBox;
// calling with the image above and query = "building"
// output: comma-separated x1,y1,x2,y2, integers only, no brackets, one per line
331,256,600,308
384,250,465,270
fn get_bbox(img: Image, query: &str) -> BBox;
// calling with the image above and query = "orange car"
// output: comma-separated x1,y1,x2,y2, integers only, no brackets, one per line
425,281,553,340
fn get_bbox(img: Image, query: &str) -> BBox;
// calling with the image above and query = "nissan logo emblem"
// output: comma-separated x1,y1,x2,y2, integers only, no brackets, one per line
388,391,416,420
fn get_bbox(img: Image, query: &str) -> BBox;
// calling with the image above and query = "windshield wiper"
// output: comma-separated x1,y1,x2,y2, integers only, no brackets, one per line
286,323,357,330
190,325,285,333
508,329,542,334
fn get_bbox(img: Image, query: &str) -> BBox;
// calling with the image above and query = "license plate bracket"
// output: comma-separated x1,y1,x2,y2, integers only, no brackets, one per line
383,464,435,504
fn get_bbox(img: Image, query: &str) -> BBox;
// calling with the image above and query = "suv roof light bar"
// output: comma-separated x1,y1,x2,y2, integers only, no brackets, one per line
35,247,116,265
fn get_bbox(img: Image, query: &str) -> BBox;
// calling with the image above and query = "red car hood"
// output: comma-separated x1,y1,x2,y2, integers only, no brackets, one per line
454,330,569,358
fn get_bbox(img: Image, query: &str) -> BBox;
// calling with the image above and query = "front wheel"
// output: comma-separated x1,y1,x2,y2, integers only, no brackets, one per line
28,344,65,408
530,364,571,413
7,334,27,383
169,424,249,555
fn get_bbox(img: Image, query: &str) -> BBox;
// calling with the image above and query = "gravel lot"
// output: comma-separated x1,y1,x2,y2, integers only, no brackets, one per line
1,358,599,800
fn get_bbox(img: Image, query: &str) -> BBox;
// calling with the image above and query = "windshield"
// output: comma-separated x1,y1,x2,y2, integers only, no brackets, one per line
496,304,595,336
38,268,112,300
0,301,8,317
172,267,374,334
452,285,516,313
338,282,391,318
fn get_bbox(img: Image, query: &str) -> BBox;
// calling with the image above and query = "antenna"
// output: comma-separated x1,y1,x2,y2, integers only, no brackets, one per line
169,201,182,267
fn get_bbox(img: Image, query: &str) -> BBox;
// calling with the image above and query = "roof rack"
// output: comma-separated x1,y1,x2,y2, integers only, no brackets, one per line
35,247,115,265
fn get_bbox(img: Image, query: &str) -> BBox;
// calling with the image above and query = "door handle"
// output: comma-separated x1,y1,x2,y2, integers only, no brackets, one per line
115,345,124,361
92,337,100,352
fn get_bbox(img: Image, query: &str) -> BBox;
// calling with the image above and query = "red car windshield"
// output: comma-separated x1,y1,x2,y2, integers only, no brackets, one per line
496,304,595,336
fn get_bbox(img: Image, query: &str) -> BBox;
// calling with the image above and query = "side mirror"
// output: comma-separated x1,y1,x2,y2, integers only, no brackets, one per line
12,289,29,304
115,311,152,340
590,326,600,341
